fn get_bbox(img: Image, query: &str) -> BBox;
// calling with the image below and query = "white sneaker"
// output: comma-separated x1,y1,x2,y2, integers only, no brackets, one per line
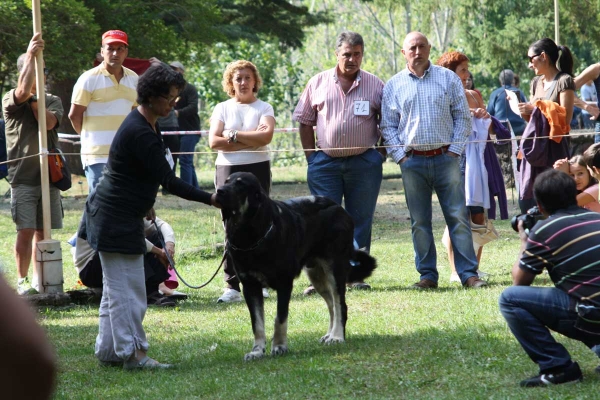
17,277,38,295
262,288,269,298
217,288,242,303
449,272,461,283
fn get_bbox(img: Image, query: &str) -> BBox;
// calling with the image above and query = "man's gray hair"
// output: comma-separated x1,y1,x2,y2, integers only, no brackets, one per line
336,32,364,52
16,53,27,73
499,69,514,86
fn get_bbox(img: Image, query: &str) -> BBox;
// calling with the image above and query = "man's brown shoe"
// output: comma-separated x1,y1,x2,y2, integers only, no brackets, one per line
410,279,438,289
463,276,488,288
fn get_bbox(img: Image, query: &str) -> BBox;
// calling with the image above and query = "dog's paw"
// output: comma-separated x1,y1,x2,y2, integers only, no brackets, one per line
244,347,266,361
319,334,345,345
271,344,288,356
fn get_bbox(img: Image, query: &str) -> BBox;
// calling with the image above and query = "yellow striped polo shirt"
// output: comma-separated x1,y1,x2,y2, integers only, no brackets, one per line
72,63,138,166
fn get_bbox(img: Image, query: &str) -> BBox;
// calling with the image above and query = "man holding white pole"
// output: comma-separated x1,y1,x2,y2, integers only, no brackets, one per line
1,33,64,295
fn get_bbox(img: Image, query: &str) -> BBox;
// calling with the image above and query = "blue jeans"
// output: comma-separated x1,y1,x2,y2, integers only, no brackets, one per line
307,148,383,251
499,285,600,373
400,152,478,283
179,135,200,188
594,121,600,144
85,163,106,192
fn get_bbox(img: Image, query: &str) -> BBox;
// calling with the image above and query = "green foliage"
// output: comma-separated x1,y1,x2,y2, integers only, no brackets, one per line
454,0,600,98
191,40,307,126
0,0,98,83
217,0,330,49
81,0,222,61
0,0,327,115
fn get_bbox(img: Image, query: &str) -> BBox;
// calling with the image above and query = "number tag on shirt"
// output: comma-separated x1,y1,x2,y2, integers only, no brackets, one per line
354,100,369,116
165,148,175,169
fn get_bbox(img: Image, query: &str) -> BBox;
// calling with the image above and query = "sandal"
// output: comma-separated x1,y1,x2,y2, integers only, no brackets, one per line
166,290,188,301
123,355,174,370
147,292,176,307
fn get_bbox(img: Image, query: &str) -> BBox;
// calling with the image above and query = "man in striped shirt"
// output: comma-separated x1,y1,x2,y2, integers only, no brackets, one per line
381,32,485,289
500,169,600,387
69,30,138,191
293,31,384,292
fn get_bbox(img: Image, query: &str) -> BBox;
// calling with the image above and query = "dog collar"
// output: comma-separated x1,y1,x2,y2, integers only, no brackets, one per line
226,222,274,252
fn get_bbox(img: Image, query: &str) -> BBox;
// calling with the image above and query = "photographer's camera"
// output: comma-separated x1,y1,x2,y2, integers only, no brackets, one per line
510,206,545,233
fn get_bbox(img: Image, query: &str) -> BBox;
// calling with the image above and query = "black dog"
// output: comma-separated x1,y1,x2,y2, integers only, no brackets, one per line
216,172,376,360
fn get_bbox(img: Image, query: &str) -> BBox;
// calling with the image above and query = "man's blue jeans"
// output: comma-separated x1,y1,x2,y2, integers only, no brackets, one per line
594,121,600,144
499,285,600,373
307,148,383,252
400,152,478,284
179,135,200,188
85,163,106,192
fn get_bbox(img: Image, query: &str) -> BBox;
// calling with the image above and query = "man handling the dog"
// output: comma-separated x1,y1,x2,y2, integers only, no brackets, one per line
381,32,486,289
293,31,384,295
499,169,600,387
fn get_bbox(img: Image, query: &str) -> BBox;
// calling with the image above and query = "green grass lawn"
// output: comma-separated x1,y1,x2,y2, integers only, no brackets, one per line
1,163,599,399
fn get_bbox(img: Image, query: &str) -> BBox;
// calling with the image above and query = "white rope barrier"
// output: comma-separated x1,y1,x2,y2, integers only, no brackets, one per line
1,129,596,167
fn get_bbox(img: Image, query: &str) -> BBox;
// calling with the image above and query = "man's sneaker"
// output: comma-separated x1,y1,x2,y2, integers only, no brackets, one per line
217,288,242,303
463,276,488,288
520,361,583,387
262,288,269,298
17,277,38,296
410,279,438,289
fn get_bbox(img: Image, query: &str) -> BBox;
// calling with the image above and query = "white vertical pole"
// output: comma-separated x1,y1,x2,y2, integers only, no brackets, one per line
554,0,560,44
32,0,51,239
32,1,64,294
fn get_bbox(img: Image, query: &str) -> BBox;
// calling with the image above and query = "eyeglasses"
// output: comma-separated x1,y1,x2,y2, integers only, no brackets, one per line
159,94,178,104
527,53,542,63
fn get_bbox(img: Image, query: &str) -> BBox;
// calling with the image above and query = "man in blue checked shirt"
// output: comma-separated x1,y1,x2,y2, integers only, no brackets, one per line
380,31,487,289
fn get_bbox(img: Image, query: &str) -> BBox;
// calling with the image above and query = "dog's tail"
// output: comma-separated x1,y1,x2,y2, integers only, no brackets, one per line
347,250,377,283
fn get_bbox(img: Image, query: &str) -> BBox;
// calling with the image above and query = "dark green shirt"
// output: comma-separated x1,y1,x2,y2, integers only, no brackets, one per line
2,89,63,185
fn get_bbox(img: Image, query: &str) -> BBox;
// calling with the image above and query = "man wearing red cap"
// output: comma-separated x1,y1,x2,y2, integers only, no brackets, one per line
69,30,138,191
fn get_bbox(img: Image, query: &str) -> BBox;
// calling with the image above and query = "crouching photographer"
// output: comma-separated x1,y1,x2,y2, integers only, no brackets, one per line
500,169,600,387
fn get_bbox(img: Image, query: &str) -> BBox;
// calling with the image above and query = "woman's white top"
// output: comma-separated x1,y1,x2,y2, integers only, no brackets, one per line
211,98,275,166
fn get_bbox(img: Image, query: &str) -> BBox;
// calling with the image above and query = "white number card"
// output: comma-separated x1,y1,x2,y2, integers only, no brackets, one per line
165,148,175,169
354,100,369,116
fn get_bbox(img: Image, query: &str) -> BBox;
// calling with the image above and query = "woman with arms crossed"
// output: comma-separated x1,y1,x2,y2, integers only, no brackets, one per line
209,60,275,303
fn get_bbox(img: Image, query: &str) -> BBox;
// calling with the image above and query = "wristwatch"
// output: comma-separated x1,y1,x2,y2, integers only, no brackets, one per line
227,129,238,143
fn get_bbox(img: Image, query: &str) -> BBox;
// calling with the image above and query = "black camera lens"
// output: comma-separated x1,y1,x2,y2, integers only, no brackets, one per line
511,206,544,233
